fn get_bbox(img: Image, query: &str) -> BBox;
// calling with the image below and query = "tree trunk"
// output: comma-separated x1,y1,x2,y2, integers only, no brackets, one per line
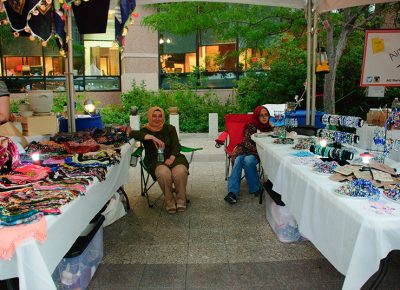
323,8,353,114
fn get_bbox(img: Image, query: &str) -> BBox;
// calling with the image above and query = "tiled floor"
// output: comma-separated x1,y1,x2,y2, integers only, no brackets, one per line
88,133,400,290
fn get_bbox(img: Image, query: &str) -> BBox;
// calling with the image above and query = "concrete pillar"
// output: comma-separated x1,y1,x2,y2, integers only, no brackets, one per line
209,113,218,140
169,114,180,139
130,115,140,130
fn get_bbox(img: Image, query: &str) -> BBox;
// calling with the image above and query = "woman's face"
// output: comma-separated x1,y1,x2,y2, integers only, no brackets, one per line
151,110,163,126
258,108,270,125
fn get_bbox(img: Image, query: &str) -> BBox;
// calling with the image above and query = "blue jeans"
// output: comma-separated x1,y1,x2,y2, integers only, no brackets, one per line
227,154,260,197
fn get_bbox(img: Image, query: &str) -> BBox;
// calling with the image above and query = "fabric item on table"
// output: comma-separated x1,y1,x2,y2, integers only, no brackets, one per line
0,137,21,173
25,141,67,155
56,164,107,182
0,216,46,260
64,139,100,154
3,164,51,184
41,156,67,165
33,182,86,196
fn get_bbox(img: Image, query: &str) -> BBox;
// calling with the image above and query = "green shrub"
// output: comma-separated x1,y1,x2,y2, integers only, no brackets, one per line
118,81,237,132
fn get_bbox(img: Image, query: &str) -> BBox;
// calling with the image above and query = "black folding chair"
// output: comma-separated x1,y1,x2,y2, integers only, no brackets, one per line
131,145,202,207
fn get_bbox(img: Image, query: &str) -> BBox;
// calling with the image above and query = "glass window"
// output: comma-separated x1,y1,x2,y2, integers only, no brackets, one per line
199,30,236,72
160,32,196,73
83,11,119,78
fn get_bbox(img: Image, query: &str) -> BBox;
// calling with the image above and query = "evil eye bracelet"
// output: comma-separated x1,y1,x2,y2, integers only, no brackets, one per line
313,161,338,174
335,178,380,199
383,184,400,202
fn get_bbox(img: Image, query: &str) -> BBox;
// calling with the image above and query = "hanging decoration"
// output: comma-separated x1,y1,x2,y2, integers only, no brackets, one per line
115,0,136,47
316,46,330,74
0,0,137,55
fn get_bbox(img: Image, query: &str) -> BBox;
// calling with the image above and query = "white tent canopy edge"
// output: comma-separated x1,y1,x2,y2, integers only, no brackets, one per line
136,0,394,14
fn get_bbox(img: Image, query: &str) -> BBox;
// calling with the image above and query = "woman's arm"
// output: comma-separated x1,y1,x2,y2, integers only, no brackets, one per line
0,96,10,124
241,124,258,153
127,126,165,149
164,125,179,166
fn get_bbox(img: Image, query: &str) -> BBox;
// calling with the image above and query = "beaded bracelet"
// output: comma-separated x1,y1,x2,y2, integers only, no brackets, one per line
335,178,380,199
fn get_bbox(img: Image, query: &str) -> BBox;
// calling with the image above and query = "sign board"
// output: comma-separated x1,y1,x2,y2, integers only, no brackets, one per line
360,30,400,87
367,86,385,97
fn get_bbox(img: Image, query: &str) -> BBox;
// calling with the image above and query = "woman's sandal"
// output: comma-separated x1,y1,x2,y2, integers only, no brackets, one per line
166,205,177,214
176,203,186,212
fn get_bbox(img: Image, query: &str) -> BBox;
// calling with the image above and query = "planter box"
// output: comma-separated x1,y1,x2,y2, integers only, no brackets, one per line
17,115,58,136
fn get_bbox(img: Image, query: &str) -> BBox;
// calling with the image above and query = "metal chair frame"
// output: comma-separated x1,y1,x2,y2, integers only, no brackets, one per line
131,145,202,208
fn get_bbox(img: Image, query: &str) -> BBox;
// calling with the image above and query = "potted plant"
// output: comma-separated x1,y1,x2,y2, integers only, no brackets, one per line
17,98,30,114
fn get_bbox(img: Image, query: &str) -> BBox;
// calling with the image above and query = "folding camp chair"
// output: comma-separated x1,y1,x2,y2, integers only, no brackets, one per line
215,113,264,203
131,145,202,208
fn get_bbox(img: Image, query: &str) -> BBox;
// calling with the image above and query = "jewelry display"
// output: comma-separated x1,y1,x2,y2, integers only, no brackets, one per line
317,129,359,146
292,137,317,150
335,178,380,199
321,114,364,129
309,145,354,162
383,184,400,203
312,161,339,174
273,138,294,145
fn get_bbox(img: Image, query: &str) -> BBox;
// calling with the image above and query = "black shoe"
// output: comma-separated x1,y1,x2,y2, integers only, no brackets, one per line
253,188,263,197
224,192,237,204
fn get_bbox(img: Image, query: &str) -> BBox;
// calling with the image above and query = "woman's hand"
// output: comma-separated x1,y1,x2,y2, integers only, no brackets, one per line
145,134,165,149
126,126,132,138
165,155,175,166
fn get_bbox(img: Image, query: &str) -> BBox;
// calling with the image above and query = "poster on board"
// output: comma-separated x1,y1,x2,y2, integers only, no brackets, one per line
360,30,400,87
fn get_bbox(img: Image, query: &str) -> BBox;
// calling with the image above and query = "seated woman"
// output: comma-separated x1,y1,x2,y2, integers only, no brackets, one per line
0,81,10,125
127,106,189,214
224,106,273,204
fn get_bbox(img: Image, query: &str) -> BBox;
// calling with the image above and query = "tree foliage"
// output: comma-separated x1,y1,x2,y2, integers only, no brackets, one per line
143,3,306,51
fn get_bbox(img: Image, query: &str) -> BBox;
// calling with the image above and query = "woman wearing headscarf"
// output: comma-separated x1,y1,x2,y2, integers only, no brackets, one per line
127,106,189,214
224,106,273,204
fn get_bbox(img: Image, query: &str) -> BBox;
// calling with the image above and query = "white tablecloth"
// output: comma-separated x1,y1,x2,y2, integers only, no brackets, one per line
252,134,400,290
0,142,133,290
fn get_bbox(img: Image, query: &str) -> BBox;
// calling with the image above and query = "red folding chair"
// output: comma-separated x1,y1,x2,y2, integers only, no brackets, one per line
215,113,254,181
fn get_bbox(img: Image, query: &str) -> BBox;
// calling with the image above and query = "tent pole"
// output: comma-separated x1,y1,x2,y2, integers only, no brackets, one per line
305,0,312,126
311,11,318,126
65,9,76,133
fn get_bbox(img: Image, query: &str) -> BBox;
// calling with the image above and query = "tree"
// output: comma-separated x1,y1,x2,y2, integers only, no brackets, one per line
142,3,305,51
320,3,400,114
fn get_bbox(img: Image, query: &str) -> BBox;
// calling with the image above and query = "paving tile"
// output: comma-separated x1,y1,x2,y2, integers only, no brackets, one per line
145,244,189,264
88,263,144,289
186,263,232,289
225,241,273,263
139,264,186,288
188,242,228,264
189,227,225,244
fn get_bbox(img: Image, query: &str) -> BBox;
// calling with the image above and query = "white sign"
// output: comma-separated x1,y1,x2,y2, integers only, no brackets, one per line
360,30,400,87
367,86,385,97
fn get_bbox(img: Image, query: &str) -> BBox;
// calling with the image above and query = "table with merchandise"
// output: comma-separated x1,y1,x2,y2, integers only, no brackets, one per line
0,134,133,290
252,133,400,290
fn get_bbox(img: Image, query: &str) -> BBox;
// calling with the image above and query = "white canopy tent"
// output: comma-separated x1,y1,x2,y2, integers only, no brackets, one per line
134,0,395,126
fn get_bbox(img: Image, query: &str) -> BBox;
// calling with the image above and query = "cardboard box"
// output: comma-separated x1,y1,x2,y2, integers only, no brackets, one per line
18,115,58,136
0,122,28,147
366,109,391,127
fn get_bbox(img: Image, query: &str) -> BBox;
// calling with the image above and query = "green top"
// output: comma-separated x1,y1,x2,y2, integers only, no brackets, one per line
129,124,189,179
